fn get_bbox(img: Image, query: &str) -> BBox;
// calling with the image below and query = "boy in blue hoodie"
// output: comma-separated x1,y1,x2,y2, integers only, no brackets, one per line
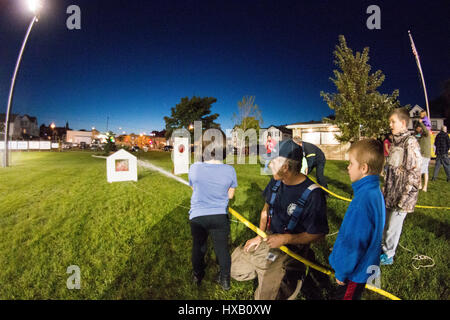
329,139,386,300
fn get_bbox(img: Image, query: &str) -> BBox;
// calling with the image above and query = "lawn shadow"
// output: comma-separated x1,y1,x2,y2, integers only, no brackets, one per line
406,210,450,241
230,182,265,247
101,198,195,299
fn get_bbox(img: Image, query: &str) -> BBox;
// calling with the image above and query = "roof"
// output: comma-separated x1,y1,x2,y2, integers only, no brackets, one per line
410,105,446,119
107,148,136,160
0,114,38,123
286,120,323,126
261,125,292,134
286,121,336,129
0,113,19,122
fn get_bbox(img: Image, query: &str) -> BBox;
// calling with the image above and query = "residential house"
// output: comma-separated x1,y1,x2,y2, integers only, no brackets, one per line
286,121,350,160
408,105,445,132
0,114,39,140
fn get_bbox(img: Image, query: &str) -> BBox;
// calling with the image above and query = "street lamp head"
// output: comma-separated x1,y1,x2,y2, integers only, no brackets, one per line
50,123,56,129
27,0,42,15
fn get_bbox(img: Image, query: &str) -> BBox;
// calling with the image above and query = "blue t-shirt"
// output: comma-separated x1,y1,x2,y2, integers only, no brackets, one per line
262,177,329,235
189,162,238,220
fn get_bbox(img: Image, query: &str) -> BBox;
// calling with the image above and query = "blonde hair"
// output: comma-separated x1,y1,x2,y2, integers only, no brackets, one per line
389,107,410,125
348,139,384,175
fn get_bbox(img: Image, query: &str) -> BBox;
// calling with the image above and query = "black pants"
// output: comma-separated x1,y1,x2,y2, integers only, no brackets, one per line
433,154,450,180
190,214,231,279
310,159,327,189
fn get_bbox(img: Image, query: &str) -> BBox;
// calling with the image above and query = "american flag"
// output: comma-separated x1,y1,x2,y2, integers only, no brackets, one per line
409,31,419,58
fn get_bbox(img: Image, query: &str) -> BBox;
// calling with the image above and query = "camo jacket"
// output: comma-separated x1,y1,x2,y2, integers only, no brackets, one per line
384,130,422,213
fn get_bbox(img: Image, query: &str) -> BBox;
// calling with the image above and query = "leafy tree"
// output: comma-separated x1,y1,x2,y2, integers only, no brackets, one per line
320,35,403,142
164,96,220,139
232,95,263,132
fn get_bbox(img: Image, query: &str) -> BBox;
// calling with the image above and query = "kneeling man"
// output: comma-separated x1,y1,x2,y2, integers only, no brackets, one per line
231,139,329,300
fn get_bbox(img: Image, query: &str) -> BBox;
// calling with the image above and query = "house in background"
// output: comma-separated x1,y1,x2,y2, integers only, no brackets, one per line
230,125,292,150
66,130,94,146
286,121,350,160
408,105,445,132
0,114,39,140
40,122,71,142
260,125,292,145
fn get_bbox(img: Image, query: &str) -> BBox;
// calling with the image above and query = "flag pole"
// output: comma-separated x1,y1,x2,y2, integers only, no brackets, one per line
408,30,430,118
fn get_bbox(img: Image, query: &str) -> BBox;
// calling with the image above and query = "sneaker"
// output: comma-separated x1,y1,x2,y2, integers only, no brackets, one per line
380,253,394,265
216,272,231,291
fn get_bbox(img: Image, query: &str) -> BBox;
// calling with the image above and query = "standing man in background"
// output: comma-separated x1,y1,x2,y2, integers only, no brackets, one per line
432,125,450,182
293,137,328,189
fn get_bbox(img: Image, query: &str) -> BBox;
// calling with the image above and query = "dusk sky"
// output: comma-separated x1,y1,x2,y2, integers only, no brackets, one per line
0,0,449,134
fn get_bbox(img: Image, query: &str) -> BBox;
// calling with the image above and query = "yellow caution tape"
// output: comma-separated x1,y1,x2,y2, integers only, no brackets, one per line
307,176,450,210
228,207,402,300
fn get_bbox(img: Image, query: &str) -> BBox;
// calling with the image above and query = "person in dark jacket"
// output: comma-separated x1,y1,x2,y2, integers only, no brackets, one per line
293,137,328,189
431,125,450,182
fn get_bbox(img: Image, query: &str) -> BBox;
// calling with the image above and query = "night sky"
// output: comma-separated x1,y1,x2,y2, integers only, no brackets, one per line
0,0,449,134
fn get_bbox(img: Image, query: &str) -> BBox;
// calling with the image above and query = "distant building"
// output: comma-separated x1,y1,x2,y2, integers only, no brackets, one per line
260,125,292,145
40,122,70,142
408,105,445,132
286,121,349,160
230,125,292,149
116,134,167,149
66,130,94,145
0,114,39,140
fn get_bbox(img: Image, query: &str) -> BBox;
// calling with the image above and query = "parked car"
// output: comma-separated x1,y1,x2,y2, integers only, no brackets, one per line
163,145,173,152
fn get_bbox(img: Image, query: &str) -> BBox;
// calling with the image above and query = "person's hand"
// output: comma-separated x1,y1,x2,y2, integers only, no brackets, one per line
264,234,287,248
336,278,345,286
419,119,423,123
244,236,262,252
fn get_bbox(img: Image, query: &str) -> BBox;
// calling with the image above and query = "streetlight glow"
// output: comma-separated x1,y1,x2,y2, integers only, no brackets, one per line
27,0,42,14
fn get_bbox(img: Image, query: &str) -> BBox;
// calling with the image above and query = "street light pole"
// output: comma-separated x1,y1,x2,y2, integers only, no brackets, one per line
3,15,38,167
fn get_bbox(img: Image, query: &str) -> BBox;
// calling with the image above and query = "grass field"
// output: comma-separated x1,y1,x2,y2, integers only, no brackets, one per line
0,150,448,300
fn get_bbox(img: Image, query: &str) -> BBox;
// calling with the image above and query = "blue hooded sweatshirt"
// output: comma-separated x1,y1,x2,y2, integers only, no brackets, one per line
329,175,386,284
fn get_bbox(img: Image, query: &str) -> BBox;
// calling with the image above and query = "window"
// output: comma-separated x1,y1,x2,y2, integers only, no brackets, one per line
431,121,437,130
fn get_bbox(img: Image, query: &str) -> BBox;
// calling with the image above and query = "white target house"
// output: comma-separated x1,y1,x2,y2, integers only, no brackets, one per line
106,149,138,183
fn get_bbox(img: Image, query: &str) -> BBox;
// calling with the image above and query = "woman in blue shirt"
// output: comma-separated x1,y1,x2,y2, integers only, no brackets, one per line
188,146,238,290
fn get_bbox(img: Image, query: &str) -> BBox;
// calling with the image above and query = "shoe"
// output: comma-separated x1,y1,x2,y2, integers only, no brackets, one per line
216,272,231,291
192,272,203,286
431,177,436,181
380,253,394,265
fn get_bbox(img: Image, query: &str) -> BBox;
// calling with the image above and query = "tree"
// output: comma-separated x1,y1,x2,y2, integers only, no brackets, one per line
320,35,402,142
232,96,263,161
164,96,220,139
232,95,263,132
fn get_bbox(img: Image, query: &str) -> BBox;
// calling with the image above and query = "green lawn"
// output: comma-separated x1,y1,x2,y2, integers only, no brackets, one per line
0,151,448,300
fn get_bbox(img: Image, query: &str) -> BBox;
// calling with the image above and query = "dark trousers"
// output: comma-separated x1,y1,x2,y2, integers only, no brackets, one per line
333,280,365,300
190,214,231,279
310,159,327,189
433,154,450,180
